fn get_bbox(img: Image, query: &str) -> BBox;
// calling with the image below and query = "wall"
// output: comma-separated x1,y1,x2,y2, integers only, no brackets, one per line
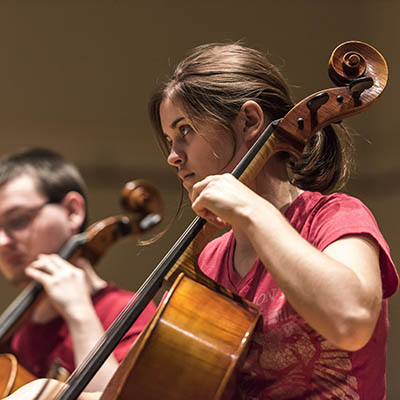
0,1,398,396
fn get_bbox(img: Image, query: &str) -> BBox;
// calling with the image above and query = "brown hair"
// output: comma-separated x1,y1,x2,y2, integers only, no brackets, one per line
149,42,354,193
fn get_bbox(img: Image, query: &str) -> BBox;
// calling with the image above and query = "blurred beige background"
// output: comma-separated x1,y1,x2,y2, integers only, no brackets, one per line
0,0,398,397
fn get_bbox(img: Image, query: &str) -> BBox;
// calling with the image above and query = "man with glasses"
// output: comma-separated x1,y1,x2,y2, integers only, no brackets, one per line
0,148,156,393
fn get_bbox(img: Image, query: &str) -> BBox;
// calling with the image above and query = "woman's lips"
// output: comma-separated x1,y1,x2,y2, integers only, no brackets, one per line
181,173,195,189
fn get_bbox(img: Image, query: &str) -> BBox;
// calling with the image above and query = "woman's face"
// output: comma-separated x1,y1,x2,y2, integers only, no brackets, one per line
159,98,248,196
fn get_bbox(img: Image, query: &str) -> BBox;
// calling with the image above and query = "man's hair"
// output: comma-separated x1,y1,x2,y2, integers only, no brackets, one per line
0,148,88,231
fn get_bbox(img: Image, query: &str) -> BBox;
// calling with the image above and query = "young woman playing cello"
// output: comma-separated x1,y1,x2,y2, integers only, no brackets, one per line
148,42,398,399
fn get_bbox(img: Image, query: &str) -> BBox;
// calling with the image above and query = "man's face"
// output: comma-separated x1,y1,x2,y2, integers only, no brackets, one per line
0,174,73,285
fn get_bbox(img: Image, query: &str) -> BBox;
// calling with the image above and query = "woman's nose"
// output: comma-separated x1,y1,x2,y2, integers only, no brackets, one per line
167,144,185,167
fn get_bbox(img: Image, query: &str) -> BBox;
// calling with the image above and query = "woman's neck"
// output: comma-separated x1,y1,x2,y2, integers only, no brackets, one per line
232,157,303,277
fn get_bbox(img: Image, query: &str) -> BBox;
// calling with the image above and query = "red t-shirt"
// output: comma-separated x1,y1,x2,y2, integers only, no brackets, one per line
10,283,156,378
198,191,398,400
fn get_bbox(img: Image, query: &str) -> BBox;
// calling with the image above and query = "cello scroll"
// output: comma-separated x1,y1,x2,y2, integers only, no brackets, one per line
237,40,388,189
70,179,163,266
274,40,388,154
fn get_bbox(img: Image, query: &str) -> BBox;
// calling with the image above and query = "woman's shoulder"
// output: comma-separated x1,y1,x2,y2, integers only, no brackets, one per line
292,190,367,210
289,190,379,238
292,191,398,298
286,190,373,226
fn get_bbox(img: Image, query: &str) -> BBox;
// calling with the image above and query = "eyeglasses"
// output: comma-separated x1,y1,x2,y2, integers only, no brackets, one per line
0,201,52,237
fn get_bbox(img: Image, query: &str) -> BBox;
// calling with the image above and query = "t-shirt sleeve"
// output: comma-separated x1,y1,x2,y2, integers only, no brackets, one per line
307,195,398,299
95,289,156,362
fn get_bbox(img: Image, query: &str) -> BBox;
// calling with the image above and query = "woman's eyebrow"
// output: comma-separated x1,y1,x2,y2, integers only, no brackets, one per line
170,117,184,129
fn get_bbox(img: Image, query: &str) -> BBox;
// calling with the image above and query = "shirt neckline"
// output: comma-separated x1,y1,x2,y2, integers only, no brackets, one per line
226,191,310,289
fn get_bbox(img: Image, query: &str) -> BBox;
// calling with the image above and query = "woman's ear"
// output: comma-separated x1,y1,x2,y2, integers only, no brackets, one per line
61,192,86,233
239,101,267,146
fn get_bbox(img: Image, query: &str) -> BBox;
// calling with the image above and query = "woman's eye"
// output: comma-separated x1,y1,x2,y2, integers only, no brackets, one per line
179,125,191,137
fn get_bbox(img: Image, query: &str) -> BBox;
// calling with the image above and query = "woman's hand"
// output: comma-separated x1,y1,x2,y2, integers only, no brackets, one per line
191,173,263,229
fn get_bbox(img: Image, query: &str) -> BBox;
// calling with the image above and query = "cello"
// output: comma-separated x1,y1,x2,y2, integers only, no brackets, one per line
47,40,388,400
0,179,163,398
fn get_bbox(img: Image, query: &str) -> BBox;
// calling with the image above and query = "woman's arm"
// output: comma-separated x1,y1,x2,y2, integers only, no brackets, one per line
191,174,382,351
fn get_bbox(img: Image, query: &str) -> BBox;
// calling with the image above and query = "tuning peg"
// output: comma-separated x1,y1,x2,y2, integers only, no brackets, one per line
306,92,329,113
349,76,374,99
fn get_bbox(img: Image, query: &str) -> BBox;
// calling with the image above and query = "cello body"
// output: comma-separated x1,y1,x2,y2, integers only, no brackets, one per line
100,273,261,400
0,353,35,398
